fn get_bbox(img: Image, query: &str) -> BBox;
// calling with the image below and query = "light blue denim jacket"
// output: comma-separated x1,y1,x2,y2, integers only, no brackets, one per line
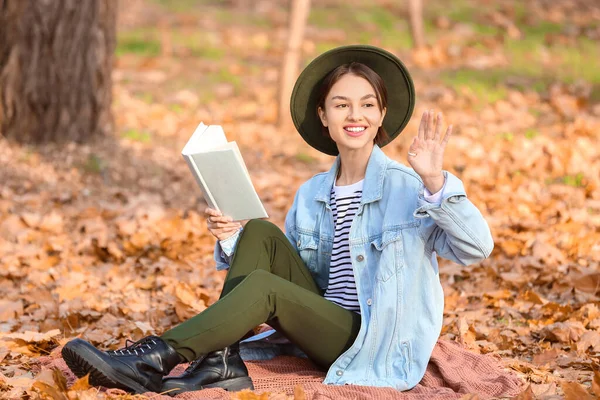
214,145,493,390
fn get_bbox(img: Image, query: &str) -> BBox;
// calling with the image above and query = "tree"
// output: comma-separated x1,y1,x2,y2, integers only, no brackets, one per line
408,0,425,49
278,0,311,130
0,0,117,143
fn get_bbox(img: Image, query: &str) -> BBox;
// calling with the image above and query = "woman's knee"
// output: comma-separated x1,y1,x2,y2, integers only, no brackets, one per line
243,219,284,238
243,269,274,292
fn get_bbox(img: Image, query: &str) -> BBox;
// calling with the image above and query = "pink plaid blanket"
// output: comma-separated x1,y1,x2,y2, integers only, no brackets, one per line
38,340,524,399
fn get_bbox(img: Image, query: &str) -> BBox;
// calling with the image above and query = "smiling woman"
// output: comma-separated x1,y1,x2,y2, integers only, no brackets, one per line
60,45,495,396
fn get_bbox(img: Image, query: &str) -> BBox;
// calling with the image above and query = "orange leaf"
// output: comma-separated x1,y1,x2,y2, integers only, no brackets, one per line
532,348,559,366
572,273,600,294
52,368,68,393
513,385,534,400
294,385,306,400
592,371,600,398
32,381,68,400
230,389,269,400
560,381,593,400
69,374,91,391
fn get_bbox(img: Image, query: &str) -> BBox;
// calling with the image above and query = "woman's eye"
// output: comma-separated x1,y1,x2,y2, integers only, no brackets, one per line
364,103,375,107
335,104,347,108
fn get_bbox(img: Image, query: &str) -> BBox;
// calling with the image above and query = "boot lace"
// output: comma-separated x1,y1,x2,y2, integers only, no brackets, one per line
109,336,158,356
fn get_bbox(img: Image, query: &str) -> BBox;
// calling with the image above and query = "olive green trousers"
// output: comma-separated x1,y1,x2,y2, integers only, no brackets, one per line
161,219,361,369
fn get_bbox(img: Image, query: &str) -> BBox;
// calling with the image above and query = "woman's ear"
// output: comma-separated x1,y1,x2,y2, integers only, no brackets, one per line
379,107,387,127
318,106,328,127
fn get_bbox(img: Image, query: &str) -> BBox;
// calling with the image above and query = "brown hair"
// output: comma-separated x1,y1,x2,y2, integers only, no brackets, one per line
316,62,389,146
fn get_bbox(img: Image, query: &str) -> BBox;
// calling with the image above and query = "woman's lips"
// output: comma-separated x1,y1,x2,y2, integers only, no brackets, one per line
344,127,367,137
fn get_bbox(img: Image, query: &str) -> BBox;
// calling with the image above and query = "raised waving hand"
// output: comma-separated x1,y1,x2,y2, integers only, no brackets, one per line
407,110,452,193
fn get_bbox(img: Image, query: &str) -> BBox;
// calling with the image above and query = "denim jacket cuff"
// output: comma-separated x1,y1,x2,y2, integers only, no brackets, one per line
214,228,243,271
414,172,466,218
219,228,242,256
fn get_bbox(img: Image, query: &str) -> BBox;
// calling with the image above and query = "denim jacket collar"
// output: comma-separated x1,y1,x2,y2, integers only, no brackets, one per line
314,145,388,205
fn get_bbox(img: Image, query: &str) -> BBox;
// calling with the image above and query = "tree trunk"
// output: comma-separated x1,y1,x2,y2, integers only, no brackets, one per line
0,0,117,143
408,0,425,49
278,0,311,130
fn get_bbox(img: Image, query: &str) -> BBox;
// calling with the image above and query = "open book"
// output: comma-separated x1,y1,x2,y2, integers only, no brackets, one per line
182,122,268,221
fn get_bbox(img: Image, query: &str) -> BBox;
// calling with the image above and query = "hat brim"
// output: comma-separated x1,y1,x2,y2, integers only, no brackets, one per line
290,45,415,156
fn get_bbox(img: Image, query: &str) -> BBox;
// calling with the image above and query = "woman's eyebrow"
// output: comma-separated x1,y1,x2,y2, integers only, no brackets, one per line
331,94,376,101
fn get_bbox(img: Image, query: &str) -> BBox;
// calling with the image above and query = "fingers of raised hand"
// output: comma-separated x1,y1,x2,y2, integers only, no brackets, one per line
433,113,442,141
442,124,453,147
418,111,427,141
409,136,420,151
426,109,435,140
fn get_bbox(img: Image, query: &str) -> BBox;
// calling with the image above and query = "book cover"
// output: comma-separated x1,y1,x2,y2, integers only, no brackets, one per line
182,123,268,221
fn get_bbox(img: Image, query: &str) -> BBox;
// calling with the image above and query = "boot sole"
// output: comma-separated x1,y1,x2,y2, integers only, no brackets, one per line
62,340,150,394
164,376,254,396
204,376,254,392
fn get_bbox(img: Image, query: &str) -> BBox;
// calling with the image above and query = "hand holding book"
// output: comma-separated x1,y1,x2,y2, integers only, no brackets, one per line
204,207,241,241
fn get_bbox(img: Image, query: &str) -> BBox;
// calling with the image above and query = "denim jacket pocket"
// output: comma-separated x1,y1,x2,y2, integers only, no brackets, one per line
296,233,319,272
370,229,404,282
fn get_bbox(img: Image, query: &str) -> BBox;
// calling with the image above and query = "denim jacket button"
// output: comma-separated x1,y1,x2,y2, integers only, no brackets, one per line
356,255,364,262
336,370,343,376
367,298,373,306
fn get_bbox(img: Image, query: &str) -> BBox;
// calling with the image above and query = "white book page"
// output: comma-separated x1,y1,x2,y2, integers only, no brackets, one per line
181,122,228,155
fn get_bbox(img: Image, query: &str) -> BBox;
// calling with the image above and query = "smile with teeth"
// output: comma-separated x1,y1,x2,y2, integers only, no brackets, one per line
345,127,366,132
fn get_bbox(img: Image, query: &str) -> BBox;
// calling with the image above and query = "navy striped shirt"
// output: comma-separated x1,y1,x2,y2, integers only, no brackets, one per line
323,179,363,313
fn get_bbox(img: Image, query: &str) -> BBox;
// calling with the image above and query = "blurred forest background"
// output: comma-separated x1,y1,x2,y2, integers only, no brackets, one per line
1,0,600,398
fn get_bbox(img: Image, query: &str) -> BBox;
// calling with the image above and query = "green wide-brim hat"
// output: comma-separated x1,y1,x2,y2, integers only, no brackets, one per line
290,45,415,156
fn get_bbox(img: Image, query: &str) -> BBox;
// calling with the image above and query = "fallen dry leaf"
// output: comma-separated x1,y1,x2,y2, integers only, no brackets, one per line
539,322,585,343
560,381,594,400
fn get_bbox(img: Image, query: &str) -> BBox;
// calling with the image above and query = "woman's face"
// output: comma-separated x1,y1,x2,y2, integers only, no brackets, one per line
318,73,386,155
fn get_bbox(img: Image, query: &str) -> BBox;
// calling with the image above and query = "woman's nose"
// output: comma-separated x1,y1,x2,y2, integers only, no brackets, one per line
347,106,363,120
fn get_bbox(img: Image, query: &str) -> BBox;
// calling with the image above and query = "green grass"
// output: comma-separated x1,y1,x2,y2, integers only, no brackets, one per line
190,46,225,60
176,33,225,59
122,129,152,143
206,69,242,93
561,173,585,187
82,154,105,174
513,2,527,21
213,9,272,28
169,104,184,114
441,69,508,105
314,41,343,56
502,37,600,85
546,173,586,187
116,29,161,57
308,8,337,29
446,0,477,21
150,0,210,12
355,7,396,31
118,28,227,60
295,152,316,164
309,5,412,51
134,92,154,104
524,128,539,140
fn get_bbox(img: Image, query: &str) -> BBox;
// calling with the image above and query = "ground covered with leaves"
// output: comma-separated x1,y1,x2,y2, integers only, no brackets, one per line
1,0,600,398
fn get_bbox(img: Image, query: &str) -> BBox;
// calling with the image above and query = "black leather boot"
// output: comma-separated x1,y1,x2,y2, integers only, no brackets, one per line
62,336,183,394
161,343,254,396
